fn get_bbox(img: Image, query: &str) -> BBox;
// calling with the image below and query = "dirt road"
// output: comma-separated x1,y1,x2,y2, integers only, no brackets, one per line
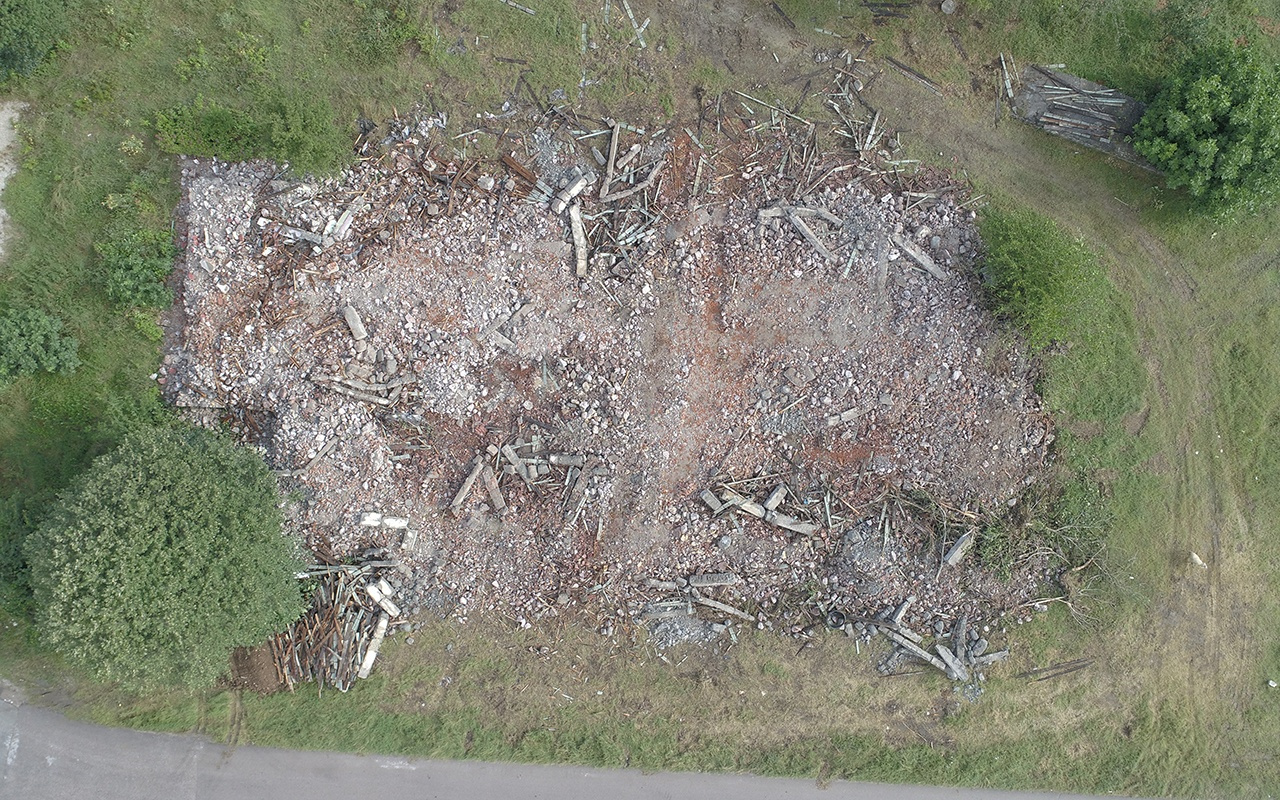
0,693,1125,800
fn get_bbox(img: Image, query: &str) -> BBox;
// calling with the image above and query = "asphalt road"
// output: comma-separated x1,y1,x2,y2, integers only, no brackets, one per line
1,690,1114,800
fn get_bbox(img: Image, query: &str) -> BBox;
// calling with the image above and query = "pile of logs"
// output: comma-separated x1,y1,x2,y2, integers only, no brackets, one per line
269,560,403,692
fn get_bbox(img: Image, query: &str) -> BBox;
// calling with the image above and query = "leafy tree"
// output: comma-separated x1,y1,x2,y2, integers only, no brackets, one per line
0,307,80,383
1133,44,1280,215
24,425,304,688
0,0,70,81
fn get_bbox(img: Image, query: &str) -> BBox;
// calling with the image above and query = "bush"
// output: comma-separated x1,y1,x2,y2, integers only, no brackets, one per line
1133,44,1280,215
95,226,178,308
154,95,266,163
344,0,421,66
23,425,305,688
262,93,349,174
0,0,71,81
0,307,80,383
154,92,349,175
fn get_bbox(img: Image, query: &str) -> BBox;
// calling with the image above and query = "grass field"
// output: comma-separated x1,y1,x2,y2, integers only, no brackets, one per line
3,0,1280,797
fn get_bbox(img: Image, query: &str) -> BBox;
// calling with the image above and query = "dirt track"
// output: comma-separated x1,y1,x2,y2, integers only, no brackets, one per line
0,101,27,263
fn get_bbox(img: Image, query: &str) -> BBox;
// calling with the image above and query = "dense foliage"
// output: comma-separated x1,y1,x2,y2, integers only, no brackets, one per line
0,306,80,383
155,93,350,175
0,0,70,81
95,226,178,308
1133,44,1280,214
23,426,304,688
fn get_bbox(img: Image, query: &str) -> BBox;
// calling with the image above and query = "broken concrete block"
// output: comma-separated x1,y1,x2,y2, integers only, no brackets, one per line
943,531,975,566
342,306,368,340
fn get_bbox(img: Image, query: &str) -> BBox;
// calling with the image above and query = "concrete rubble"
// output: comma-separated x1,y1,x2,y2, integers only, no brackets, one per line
165,92,1062,682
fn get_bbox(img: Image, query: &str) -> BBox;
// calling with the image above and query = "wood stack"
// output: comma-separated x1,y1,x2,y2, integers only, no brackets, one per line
1013,65,1153,169
268,561,403,692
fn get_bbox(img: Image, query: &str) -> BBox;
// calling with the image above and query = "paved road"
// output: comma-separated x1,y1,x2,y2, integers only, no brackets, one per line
1,690,1115,800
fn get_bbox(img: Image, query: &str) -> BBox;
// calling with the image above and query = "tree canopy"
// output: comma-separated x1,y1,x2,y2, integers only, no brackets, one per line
1133,44,1280,215
23,425,304,688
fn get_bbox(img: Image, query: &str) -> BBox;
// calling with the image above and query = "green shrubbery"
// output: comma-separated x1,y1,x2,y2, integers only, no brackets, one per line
977,205,1145,570
23,425,305,688
0,0,71,81
978,205,1143,423
95,226,178,308
0,307,80,384
343,0,422,66
1133,43,1280,215
154,92,350,174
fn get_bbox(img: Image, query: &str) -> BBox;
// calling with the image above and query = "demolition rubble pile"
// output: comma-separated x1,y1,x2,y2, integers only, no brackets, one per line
167,72,1057,682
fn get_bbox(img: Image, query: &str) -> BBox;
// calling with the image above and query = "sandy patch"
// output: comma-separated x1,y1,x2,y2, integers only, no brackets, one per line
0,101,28,264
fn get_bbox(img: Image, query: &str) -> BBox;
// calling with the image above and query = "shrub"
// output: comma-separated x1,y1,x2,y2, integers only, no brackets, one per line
0,0,71,81
344,0,421,66
154,95,266,163
154,92,349,175
1133,44,1280,215
0,307,80,383
95,226,178,308
262,93,349,174
23,425,305,688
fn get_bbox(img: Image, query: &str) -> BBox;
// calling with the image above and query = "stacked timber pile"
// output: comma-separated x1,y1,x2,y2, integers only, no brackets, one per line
269,557,404,691
1012,64,1153,169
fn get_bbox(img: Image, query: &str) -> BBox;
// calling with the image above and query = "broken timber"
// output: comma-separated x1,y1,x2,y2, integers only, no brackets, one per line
758,203,843,263
719,488,819,535
569,203,589,277
451,455,486,515
693,596,754,622
891,234,946,279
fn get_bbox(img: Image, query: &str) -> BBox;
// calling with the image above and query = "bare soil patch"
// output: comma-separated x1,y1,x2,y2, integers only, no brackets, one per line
229,644,284,695
0,101,27,264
